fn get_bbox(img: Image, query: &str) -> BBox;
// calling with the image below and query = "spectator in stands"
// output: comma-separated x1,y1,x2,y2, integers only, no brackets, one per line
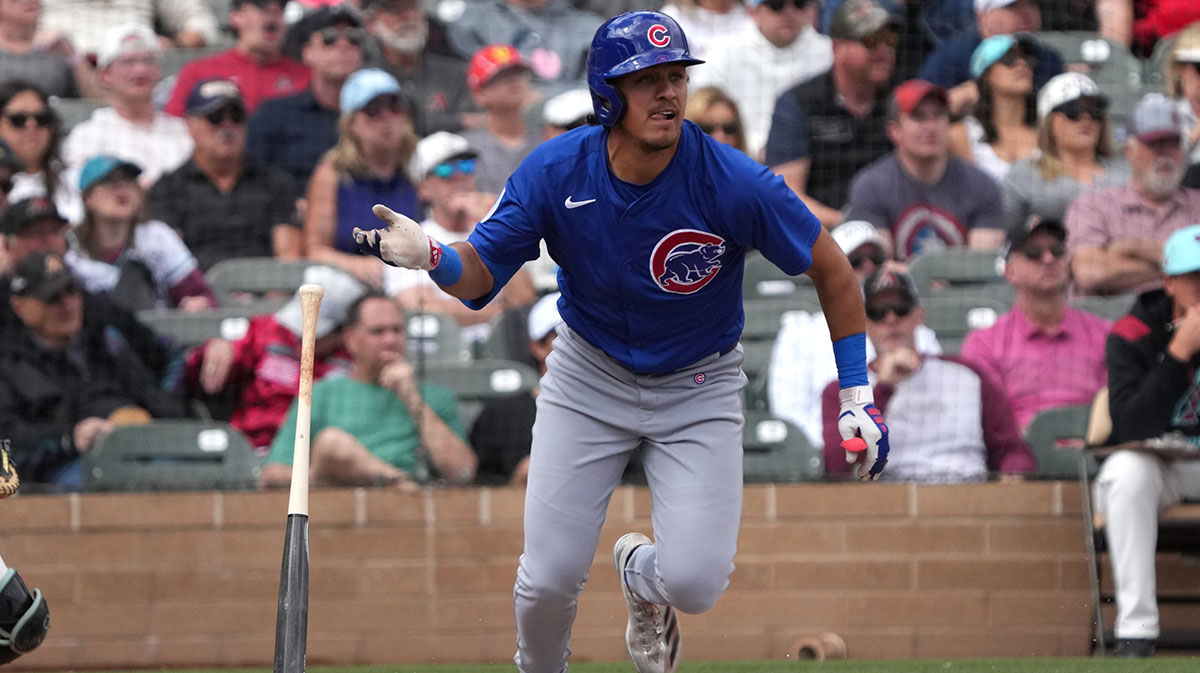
820,0,978,82
304,68,419,287
261,292,476,487
948,34,1038,181
959,216,1110,430
661,0,754,60
188,264,360,453
459,44,541,195
1097,0,1200,57
919,0,1064,116
166,0,311,117
765,0,897,228
247,5,365,190
38,0,220,55
1164,22,1200,168
821,267,1035,482
66,156,215,313
685,85,748,154
690,0,832,161
149,78,302,271
0,0,93,99
382,131,535,345
0,139,25,273
770,220,941,448
470,291,562,486
541,87,592,140
845,80,1005,260
0,197,67,281
1095,224,1200,658
1068,93,1200,296
0,81,82,224
63,24,194,191
0,252,188,489
1002,73,1129,233
364,0,479,135
443,0,603,95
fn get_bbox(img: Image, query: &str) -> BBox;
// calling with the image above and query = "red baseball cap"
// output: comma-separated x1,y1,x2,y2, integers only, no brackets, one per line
467,44,529,92
888,79,948,119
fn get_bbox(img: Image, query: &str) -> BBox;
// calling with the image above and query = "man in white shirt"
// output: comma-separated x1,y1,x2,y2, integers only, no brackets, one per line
382,131,535,344
689,0,832,161
38,0,219,54
62,24,193,190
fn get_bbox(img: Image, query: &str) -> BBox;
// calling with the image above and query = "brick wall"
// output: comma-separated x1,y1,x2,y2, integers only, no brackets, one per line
1,482,1115,669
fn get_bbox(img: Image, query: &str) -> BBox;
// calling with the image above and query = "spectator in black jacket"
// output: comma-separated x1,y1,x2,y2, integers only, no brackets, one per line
1094,224,1200,658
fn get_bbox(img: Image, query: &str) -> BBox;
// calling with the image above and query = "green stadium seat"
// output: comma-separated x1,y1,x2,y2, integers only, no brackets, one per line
742,412,824,482
82,420,259,491
205,257,317,310
919,293,1010,354
1024,404,1099,479
405,311,471,363
742,253,816,302
906,248,1008,294
136,306,257,349
51,97,105,131
1071,293,1136,321
416,358,540,429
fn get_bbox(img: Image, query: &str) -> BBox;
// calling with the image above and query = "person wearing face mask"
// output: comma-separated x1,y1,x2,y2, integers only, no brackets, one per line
1068,93,1200,296
165,0,311,117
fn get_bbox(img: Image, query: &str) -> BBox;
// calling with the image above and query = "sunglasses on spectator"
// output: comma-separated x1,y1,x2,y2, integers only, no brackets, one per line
861,29,899,50
866,301,915,322
430,158,476,178
46,283,82,304
760,0,813,11
1054,97,1107,122
205,106,247,125
1018,242,1067,260
848,249,886,269
996,48,1034,69
318,26,366,47
4,111,52,129
362,94,406,118
699,121,740,136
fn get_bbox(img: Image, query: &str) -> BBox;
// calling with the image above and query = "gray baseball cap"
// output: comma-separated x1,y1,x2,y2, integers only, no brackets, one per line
830,0,902,42
1126,93,1182,144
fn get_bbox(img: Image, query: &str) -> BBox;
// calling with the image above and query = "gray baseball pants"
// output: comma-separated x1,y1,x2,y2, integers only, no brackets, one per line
512,325,747,673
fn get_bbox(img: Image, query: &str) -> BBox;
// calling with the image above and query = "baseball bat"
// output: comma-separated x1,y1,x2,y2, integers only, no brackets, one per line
273,283,323,673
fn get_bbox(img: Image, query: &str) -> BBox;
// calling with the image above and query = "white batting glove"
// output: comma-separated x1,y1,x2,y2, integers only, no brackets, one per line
353,204,439,270
837,385,890,481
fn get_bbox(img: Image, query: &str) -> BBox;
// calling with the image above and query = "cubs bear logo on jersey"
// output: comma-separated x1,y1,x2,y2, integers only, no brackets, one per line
649,229,726,294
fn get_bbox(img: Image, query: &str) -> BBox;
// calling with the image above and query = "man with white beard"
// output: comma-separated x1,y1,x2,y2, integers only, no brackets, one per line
1066,93,1200,296
364,0,479,135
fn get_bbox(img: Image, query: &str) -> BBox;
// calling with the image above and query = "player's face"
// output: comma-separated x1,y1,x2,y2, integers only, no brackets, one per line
865,290,923,354
1004,231,1069,294
889,99,949,161
614,63,688,153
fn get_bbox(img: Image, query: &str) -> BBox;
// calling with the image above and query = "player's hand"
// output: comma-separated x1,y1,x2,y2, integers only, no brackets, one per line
837,385,889,481
354,204,436,270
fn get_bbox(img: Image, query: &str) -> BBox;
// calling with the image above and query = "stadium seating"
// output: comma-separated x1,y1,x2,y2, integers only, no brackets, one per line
406,311,472,363
205,257,316,312
918,293,1009,354
136,306,256,349
82,420,259,491
1071,293,1136,321
906,248,1008,295
52,97,105,131
1023,404,1099,479
742,411,824,482
416,358,540,429
742,253,818,303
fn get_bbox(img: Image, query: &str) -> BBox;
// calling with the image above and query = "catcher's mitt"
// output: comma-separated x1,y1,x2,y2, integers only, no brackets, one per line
0,443,18,498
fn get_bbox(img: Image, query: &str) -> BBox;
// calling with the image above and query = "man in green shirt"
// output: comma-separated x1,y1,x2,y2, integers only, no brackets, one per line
260,293,477,488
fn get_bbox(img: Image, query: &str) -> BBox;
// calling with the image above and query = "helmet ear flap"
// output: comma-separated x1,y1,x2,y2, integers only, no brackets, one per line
590,79,625,127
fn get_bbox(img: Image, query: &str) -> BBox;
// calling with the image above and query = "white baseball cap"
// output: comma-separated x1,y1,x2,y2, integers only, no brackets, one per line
97,23,161,70
275,265,366,339
542,88,593,128
527,293,563,342
974,0,1019,12
831,220,885,255
409,131,478,181
1036,72,1104,120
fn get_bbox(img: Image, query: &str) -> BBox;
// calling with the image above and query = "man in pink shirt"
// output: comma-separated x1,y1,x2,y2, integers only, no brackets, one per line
165,0,310,117
960,216,1110,430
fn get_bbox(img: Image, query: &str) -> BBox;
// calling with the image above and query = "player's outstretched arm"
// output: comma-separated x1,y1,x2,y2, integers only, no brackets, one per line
354,204,496,302
805,228,889,481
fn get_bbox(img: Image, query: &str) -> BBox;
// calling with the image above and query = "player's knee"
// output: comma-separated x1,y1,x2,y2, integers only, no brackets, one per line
515,557,587,601
659,565,729,615
0,569,50,664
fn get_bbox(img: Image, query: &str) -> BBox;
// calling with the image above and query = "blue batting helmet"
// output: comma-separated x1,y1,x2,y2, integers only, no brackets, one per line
586,11,703,128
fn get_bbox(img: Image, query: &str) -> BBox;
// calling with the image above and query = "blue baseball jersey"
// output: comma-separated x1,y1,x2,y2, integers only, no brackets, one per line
466,120,821,374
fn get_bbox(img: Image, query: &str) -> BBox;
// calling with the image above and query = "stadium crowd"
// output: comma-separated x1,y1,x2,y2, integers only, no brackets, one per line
0,0,1199,659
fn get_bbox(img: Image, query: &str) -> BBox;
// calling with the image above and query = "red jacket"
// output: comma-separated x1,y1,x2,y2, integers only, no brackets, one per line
186,315,350,452
166,48,310,117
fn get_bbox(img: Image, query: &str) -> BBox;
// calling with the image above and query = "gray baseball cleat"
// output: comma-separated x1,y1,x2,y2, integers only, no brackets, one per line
613,533,680,673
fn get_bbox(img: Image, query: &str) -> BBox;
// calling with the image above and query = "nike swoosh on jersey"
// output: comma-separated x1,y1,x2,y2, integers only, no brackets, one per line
564,196,597,209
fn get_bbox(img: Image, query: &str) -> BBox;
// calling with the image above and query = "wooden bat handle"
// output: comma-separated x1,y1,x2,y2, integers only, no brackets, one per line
288,283,323,516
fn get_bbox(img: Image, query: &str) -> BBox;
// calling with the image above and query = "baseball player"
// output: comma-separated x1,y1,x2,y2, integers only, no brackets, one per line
354,10,889,673
0,443,51,665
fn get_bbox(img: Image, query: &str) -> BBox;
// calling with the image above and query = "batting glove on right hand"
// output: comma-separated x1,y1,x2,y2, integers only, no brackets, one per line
838,385,890,481
354,204,439,270
0,442,19,498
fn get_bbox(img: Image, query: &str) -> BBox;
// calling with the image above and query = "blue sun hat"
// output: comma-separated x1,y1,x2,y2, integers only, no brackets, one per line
1162,224,1200,277
78,155,142,192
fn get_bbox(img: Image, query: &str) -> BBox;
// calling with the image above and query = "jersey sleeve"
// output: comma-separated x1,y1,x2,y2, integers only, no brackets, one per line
464,176,545,309
729,161,822,276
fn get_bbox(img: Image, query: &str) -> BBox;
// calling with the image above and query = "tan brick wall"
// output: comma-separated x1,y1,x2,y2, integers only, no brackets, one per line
2,482,1107,669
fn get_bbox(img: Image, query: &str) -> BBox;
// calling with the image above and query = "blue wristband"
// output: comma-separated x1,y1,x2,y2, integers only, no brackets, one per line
832,332,869,388
427,241,463,286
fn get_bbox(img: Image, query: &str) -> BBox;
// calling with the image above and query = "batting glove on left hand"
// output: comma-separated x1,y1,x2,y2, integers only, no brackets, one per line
838,385,889,481
0,442,19,498
353,204,440,270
